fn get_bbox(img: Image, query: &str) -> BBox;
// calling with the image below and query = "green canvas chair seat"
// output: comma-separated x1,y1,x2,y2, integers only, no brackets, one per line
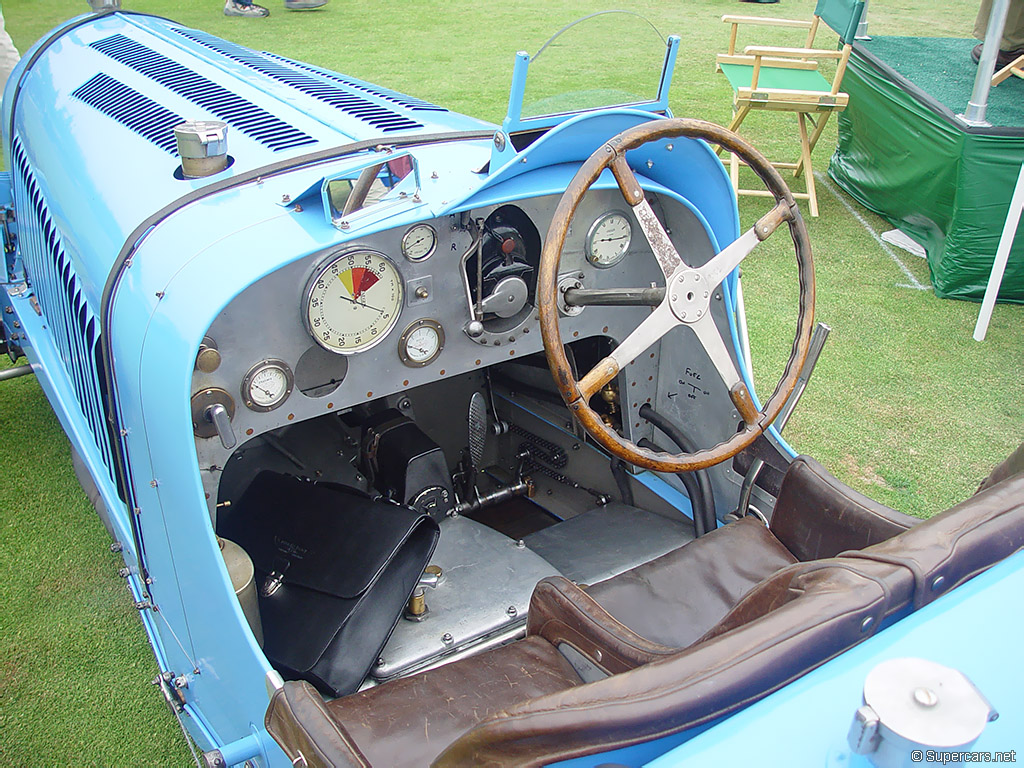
719,63,833,94
716,0,865,216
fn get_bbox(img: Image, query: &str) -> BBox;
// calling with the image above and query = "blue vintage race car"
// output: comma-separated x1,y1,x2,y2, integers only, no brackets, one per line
2,8,1021,768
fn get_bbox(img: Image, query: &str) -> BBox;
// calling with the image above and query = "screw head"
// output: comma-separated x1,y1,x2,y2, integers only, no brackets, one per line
913,687,939,708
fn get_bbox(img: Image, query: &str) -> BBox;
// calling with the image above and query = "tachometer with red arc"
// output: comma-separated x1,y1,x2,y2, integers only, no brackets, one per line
304,250,404,354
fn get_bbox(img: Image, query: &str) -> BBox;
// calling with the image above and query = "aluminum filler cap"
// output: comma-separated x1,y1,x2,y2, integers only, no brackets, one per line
849,657,996,768
174,120,229,178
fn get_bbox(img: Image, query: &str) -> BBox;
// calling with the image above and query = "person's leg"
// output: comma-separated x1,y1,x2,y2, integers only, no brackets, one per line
975,0,1024,50
0,9,21,95
1002,0,1024,50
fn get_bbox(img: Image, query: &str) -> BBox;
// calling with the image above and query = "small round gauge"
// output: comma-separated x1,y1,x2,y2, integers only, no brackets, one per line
241,359,294,412
401,224,437,262
398,319,444,368
305,249,404,355
586,211,632,268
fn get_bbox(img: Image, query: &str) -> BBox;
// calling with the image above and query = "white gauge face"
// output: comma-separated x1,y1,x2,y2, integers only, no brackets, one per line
586,211,632,268
398,319,444,367
305,250,404,354
242,360,293,412
401,224,437,262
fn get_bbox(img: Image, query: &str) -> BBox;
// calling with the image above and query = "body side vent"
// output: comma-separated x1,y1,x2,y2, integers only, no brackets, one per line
170,27,438,132
10,136,117,484
89,34,317,151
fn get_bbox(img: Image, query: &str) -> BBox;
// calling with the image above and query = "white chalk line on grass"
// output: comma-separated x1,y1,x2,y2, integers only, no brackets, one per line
815,171,929,291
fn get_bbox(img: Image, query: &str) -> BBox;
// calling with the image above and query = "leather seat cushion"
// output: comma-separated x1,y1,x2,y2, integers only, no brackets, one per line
325,635,583,768
585,516,798,649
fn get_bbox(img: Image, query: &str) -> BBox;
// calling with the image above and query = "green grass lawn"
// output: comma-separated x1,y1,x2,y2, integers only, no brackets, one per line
1,0,1020,765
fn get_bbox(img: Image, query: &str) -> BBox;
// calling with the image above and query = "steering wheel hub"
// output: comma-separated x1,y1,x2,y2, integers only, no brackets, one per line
668,269,710,323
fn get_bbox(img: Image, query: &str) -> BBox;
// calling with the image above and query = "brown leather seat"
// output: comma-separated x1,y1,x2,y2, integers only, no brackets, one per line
265,459,1024,768
435,471,1024,767
268,637,583,767
581,455,916,649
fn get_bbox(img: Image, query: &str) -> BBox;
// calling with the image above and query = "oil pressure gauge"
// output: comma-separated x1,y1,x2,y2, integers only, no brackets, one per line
241,359,294,412
586,211,632,268
398,319,444,367
401,224,437,262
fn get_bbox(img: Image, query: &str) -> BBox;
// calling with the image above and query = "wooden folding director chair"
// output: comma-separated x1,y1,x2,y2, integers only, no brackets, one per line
993,54,1024,86
716,0,865,217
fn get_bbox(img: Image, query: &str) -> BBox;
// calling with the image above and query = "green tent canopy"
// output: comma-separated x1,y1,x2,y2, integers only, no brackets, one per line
828,36,1024,304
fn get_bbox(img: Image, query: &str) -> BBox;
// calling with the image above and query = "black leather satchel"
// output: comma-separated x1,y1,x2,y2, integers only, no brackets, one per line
220,471,440,696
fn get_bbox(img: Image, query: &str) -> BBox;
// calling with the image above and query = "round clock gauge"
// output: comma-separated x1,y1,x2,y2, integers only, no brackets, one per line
398,319,445,368
304,249,404,355
586,211,632,268
401,224,437,262
241,359,294,412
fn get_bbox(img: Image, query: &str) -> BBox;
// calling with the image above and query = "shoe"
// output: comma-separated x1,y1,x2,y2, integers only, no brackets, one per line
224,0,270,16
284,0,328,9
972,42,1024,68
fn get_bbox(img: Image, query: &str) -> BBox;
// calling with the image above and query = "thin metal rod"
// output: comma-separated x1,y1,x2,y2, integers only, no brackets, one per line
562,286,665,306
961,0,1011,127
0,364,33,381
974,162,1024,340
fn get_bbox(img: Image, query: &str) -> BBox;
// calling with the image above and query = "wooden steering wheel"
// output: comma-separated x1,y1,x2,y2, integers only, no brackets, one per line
537,118,815,472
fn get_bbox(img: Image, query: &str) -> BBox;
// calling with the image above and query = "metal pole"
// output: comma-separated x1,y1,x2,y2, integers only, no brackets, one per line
0,364,33,380
855,0,871,41
960,0,1011,127
973,162,1024,341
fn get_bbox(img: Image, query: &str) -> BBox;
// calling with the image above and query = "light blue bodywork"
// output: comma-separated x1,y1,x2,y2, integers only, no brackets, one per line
2,10,1019,768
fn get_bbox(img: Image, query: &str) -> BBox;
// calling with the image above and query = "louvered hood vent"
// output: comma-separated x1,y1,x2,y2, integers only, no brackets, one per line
171,27,438,132
73,73,185,154
89,34,316,152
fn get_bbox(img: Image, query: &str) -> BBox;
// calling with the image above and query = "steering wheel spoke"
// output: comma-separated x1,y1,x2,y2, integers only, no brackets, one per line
699,227,761,291
609,154,684,279
688,313,760,424
633,199,685,279
578,302,678,401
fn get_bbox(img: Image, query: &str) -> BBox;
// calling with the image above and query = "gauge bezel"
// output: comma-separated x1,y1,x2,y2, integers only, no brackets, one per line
241,358,294,413
401,223,437,262
303,248,405,356
397,318,445,368
585,210,632,269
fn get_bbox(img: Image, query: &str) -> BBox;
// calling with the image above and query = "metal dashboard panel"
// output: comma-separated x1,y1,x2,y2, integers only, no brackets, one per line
192,186,721,510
